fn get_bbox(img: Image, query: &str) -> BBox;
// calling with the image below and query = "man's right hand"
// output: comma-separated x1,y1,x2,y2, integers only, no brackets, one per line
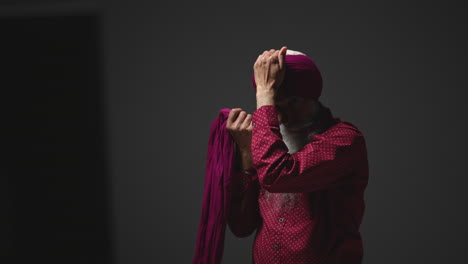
226,108,252,153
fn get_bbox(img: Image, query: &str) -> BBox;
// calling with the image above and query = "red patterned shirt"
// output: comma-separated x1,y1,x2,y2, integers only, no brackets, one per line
227,105,369,264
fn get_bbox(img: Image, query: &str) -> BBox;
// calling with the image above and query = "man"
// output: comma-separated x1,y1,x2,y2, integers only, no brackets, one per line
226,47,369,263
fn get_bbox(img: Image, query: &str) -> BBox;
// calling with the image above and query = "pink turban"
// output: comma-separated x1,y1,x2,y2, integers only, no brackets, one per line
251,49,323,100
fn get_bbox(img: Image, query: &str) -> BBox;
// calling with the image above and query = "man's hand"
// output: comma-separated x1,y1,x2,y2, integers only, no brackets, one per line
253,46,287,108
226,108,254,170
226,108,252,152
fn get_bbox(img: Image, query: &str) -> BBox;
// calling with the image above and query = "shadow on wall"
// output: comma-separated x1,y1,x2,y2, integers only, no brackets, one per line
3,8,113,264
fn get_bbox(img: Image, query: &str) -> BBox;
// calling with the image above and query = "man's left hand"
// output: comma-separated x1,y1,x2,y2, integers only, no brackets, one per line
253,46,287,93
253,46,287,108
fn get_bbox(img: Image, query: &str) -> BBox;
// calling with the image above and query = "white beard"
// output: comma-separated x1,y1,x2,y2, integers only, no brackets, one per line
263,115,321,209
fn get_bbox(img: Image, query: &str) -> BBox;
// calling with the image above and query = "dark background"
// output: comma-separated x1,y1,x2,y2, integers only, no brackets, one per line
2,0,467,263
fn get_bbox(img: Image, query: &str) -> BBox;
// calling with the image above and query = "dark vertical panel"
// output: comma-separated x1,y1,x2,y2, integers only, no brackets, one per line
3,15,111,264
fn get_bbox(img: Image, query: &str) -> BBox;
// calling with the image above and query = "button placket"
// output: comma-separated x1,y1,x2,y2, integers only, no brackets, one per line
272,216,285,256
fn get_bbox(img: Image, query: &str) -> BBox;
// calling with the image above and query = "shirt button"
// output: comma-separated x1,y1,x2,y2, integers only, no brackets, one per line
273,244,279,251
279,218,284,223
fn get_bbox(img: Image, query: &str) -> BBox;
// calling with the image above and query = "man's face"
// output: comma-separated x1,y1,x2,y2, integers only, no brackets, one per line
275,95,296,125
274,93,315,129
274,87,316,130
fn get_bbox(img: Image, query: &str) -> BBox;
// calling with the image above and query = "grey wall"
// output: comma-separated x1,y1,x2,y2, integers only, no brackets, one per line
104,1,468,263
4,0,468,263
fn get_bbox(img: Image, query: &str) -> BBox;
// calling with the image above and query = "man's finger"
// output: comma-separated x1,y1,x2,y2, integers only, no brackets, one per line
267,49,276,57
234,111,247,126
241,114,252,128
270,50,279,60
227,108,242,125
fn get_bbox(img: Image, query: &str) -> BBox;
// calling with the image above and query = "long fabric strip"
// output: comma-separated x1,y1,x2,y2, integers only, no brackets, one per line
192,108,235,264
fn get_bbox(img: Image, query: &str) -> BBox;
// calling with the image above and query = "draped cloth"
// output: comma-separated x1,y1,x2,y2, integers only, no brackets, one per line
192,108,236,264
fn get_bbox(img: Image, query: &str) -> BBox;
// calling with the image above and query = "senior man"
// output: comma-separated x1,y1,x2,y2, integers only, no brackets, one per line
226,47,369,264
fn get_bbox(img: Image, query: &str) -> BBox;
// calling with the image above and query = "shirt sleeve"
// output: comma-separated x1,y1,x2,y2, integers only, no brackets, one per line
251,104,363,193
227,168,261,238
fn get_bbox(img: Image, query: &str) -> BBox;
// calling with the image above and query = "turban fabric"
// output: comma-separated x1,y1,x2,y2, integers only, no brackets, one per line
251,49,323,100
192,108,236,264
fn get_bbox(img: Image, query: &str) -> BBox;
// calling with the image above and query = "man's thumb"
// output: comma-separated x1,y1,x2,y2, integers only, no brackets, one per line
278,46,287,69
